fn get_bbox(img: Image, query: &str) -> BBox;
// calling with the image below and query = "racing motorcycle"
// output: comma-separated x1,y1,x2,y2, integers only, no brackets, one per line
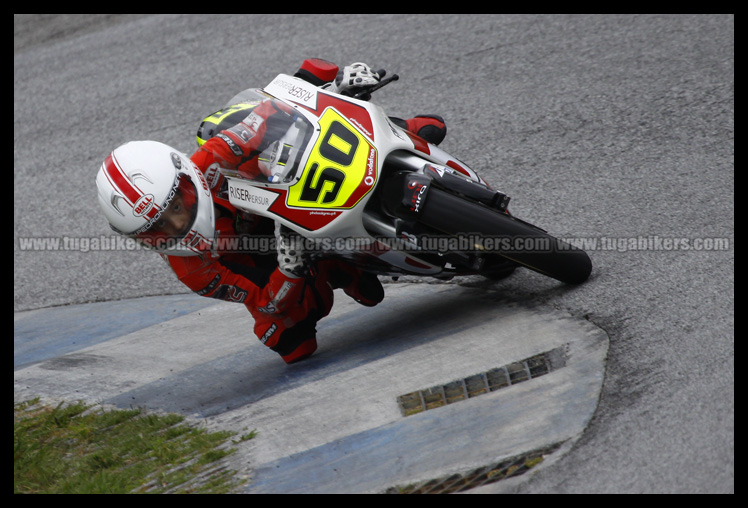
196,70,592,285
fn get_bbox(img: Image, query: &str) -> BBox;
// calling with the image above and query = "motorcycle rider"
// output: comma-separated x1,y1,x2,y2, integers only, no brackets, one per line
95,59,448,364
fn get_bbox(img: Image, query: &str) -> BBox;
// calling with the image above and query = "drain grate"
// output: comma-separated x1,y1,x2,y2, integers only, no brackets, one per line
384,441,564,494
397,346,567,417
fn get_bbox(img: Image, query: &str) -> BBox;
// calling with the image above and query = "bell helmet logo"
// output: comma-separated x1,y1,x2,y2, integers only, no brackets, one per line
133,194,155,217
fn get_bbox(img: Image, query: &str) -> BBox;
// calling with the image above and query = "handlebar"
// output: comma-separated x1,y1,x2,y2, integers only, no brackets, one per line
352,71,400,99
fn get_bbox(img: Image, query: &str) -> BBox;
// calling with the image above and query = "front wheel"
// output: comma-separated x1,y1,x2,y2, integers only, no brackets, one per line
417,188,592,284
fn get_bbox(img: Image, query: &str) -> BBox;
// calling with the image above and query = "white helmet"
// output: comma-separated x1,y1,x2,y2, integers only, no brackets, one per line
96,140,215,256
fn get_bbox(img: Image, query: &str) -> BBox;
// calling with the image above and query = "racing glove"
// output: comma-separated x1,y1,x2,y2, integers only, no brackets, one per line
327,62,381,98
275,224,308,278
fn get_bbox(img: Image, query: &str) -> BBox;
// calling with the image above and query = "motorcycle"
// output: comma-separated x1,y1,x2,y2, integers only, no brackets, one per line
195,70,592,285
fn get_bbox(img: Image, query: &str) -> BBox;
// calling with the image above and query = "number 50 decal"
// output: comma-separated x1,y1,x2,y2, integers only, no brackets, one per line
288,108,377,209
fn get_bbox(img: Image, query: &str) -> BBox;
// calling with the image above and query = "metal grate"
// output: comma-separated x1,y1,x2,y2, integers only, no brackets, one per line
384,442,564,494
397,346,567,417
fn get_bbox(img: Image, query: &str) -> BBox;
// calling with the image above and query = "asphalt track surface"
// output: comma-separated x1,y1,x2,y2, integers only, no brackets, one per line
14,15,733,493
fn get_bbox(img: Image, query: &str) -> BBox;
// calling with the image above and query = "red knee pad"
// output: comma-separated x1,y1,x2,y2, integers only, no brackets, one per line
251,277,333,364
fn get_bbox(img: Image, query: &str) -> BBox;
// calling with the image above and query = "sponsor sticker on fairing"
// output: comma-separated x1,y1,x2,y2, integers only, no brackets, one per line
264,74,319,109
227,180,277,212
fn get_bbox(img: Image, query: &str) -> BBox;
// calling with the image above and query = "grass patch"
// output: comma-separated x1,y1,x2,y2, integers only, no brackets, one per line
14,398,255,494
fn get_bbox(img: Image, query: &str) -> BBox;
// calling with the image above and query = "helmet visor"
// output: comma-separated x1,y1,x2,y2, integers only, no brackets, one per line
132,174,204,252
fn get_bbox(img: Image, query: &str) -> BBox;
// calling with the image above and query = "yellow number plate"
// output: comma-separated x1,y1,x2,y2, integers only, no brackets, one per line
287,108,376,209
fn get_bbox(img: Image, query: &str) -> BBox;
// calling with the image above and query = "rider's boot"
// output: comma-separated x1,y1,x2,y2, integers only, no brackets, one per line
327,262,385,307
345,271,385,307
281,338,317,364
390,115,447,146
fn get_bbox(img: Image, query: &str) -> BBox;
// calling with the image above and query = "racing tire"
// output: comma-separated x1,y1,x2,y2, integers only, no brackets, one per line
417,188,592,284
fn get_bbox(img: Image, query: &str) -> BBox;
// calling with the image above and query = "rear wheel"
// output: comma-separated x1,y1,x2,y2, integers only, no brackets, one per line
417,188,592,284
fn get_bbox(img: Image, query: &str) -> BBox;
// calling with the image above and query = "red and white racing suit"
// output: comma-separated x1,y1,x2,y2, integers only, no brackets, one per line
164,60,359,364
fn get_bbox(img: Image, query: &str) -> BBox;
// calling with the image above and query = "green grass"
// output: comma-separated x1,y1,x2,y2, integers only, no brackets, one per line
14,398,256,494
